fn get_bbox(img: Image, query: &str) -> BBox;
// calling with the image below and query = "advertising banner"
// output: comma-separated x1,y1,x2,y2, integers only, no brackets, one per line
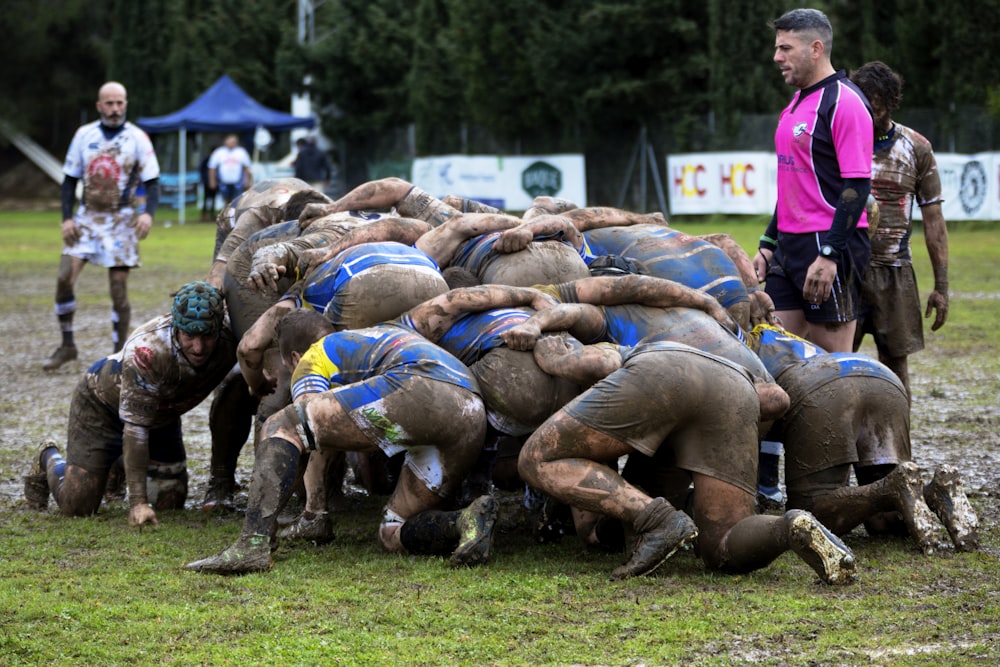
411,154,586,211
668,151,999,221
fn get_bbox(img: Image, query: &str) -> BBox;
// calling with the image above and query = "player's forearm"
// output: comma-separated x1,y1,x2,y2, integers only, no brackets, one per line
122,422,151,506
825,178,871,251
921,204,949,290
61,177,78,220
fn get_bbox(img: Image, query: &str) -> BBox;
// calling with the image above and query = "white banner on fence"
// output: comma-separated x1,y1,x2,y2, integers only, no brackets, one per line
928,153,996,222
667,152,776,215
411,154,586,211
668,151,999,221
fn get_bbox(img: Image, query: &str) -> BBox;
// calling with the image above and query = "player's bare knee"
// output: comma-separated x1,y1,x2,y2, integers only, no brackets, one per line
57,468,106,516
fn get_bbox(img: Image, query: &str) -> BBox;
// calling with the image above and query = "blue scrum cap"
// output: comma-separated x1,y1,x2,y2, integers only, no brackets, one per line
171,281,224,335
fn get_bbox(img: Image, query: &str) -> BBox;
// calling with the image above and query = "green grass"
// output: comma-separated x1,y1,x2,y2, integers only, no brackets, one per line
1,208,998,666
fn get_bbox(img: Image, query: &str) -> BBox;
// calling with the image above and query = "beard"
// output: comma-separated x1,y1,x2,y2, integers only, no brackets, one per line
100,111,126,128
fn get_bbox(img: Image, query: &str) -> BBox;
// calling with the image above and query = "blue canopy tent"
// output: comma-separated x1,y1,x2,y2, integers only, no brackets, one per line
137,75,315,222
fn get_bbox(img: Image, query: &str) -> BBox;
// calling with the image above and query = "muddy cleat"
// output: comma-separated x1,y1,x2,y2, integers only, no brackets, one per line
42,345,78,371
888,462,940,555
449,495,499,567
787,509,857,585
924,465,980,552
532,495,574,544
200,477,238,513
23,441,59,510
611,497,698,581
756,485,785,513
278,511,335,545
183,534,272,575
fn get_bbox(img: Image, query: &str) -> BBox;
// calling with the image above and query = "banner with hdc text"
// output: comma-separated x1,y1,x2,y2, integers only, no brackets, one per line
667,152,999,221
411,154,586,211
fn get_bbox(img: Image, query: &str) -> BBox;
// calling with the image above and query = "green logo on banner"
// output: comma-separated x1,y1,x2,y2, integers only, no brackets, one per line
522,161,562,197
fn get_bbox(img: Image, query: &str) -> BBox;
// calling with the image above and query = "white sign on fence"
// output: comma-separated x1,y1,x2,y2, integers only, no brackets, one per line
667,151,999,221
411,154,586,211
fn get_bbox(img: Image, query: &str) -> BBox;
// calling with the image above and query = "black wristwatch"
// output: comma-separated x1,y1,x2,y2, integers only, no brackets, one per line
819,244,841,261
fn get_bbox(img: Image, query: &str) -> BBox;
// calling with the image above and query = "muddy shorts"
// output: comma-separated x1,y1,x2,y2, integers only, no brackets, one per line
396,186,463,228
297,375,486,497
476,241,591,287
65,378,185,473
563,346,760,494
323,264,448,329
65,207,140,268
854,263,924,357
779,375,910,483
765,228,870,323
470,346,580,436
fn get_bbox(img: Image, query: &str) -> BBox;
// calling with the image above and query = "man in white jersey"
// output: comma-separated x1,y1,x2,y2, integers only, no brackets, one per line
44,81,161,370
208,134,253,205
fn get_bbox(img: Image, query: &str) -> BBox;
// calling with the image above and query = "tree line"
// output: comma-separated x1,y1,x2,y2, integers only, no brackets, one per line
3,0,999,201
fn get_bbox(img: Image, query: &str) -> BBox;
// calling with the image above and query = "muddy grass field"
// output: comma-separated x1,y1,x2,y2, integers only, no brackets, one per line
1,211,999,664
1,221,997,538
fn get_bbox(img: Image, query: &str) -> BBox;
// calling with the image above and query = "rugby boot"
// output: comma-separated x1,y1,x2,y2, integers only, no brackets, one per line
449,494,499,567
756,485,785,513
887,462,940,555
183,534,272,575
610,497,698,581
200,476,238,513
23,441,59,510
42,345,77,371
786,509,857,585
278,511,335,545
532,495,574,544
924,465,980,552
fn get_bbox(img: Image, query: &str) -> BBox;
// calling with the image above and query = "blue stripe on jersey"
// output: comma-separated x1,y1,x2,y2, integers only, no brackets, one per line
290,324,478,408
293,242,440,311
584,225,746,308
436,308,530,365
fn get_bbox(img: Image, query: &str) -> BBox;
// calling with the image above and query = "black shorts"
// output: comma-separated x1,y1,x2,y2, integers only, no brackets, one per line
765,228,870,324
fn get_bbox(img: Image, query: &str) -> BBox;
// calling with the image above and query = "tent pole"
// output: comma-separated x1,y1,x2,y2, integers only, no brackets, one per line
179,127,187,225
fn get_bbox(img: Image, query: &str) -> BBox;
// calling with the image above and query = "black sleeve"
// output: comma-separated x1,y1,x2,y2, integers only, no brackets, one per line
143,178,160,217
824,177,871,252
61,176,79,220
759,209,778,252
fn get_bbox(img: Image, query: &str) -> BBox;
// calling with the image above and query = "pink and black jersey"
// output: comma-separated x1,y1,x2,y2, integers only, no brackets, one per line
774,71,873,234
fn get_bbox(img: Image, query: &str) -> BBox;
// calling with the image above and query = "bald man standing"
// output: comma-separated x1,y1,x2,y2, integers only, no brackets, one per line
45,81,161,370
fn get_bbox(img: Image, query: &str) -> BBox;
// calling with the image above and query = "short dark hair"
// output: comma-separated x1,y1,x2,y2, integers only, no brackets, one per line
276,309,335,362
283,189,333,222
850,61,904,114
771,8,833,54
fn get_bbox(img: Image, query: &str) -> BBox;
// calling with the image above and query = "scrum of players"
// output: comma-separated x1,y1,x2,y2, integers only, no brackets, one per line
26,177,979,585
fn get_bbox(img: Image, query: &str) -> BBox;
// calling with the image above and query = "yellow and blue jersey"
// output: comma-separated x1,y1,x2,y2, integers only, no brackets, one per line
285,241,441,312
290,323,479,409
434,308,532,366
584,224,747,309
749,324,901,391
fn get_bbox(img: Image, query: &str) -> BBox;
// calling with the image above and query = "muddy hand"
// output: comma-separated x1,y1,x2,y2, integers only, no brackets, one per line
61,219,81,246
247,262,286,292
500,323,542,350
129,503,159,528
